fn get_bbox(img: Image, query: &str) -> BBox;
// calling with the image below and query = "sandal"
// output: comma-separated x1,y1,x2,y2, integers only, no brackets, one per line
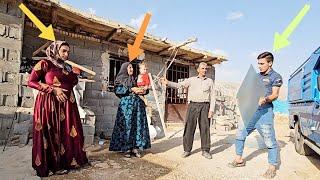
262,168,276,179
228,160,246,168
132,149,142,158
55,169,68,175
124,150,132,158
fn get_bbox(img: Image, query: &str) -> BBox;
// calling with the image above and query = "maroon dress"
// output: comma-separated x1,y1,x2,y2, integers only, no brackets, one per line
28,59,88,177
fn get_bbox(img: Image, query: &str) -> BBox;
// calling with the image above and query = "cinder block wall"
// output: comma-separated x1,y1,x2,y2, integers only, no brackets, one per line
0,0,25,142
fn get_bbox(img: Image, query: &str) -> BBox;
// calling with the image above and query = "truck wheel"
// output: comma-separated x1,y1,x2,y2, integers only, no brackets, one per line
294,122,314,156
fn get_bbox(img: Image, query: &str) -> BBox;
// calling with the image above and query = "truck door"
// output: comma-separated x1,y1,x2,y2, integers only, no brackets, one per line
310,74,320,147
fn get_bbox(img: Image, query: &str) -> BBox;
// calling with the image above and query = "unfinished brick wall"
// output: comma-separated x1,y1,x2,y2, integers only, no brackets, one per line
0,0,25,142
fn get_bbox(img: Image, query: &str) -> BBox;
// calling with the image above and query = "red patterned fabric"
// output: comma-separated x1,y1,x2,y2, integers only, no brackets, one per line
137,73,150,87
28,59,88,177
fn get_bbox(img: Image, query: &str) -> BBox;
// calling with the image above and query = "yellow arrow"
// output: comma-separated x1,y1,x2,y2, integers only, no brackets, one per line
273,4,310,52
19,3,55,41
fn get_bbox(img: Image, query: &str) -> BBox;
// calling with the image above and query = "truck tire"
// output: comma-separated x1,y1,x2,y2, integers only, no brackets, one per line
294,122,314,156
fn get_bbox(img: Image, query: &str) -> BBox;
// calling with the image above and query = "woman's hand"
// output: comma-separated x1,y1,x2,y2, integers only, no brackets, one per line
131,87,144,94
53,87,68,103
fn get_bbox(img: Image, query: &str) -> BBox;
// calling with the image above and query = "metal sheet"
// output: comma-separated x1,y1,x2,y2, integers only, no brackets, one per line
236,65,266,126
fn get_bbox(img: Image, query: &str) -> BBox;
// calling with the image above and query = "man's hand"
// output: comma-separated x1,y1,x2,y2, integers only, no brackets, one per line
258,97,267,106
53,87,68,103
160,77,168,86
208,111,213,119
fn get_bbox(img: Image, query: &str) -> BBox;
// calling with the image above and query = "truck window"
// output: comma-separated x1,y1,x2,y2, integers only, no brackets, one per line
315,47,320,54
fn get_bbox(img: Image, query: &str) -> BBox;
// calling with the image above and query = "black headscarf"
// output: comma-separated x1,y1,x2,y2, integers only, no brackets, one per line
114,62,136,88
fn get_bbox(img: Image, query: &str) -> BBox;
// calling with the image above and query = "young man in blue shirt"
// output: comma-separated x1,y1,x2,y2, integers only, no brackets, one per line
229,52,283,179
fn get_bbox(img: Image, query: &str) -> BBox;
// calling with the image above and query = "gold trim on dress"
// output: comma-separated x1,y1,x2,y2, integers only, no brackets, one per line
70,92,75,103
53,76,61,87
43,137,48,150
35,154,41,166
53,151,57,161
60,110,65,121
60,144,65,155
70,126,78,138
71,158,79,167
34,62,42,71
51,101,55,112
35,120,42,131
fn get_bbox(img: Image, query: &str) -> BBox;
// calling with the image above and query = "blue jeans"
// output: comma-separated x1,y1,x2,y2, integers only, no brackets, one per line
235,107,279,166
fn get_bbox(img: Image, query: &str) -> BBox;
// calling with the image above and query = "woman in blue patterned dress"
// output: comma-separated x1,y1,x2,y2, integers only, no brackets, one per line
109,62,151,158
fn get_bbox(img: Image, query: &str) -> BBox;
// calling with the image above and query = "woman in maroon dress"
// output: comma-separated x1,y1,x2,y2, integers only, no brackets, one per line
28,41,88,177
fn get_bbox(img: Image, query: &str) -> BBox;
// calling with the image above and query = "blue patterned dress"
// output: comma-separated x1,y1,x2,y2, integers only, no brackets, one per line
109,85,151,152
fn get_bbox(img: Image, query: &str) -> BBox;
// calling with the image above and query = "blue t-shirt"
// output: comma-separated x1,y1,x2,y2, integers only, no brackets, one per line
258,69,283,109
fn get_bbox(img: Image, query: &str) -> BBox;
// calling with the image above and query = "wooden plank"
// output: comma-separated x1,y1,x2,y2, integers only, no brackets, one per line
32,41,50,57
148,73,167,136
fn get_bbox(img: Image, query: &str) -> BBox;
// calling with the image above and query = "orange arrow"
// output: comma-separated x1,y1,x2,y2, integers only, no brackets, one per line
128,13,151,61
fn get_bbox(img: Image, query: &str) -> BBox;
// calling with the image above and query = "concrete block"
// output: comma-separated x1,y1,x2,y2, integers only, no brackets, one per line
87,82,102,90
83,98,100,106
84,89,102,99
82,124,95,136
0,83,19,95
0,106,17,119
19,85,33,97
13,120,32,135
103,106,118,115
0,24,6,36
0,60,20,73
99,99,114,106
84,135,94,145
3,72,21,84
87,106,103,116
3,95,18,107
21,97,34,108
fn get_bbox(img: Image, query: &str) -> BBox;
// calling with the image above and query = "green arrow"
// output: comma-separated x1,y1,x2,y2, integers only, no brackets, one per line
273,4,310,52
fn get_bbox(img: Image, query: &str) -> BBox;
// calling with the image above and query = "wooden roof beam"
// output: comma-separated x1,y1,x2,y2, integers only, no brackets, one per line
106,28,121,41
191,55,205,62
157,46,171,55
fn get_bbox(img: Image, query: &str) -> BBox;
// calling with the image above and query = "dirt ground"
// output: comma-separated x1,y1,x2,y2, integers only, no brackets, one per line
1,115,320,180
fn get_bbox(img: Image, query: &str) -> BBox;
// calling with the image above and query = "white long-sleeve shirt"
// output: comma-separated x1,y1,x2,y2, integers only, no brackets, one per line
168,76,216,112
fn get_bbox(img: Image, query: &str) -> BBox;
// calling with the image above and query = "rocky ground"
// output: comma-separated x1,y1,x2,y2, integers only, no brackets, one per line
0,114,319,180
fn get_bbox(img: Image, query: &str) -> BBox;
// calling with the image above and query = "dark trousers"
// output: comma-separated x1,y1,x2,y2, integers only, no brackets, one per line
183,102,211,152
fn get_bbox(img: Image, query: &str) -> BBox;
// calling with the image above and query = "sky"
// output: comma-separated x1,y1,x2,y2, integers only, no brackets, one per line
61,0,320,85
